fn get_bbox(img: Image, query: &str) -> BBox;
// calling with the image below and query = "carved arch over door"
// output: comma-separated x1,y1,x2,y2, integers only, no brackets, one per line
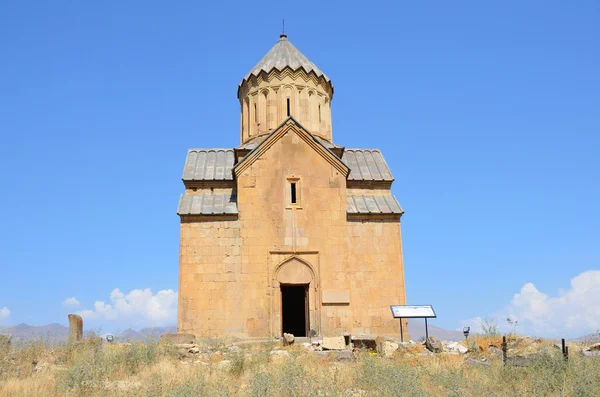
270,254,321,337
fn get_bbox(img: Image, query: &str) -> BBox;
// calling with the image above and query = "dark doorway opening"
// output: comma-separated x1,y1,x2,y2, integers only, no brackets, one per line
281,284,308,337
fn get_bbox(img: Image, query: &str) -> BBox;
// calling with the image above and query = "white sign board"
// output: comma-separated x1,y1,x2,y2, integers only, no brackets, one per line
390,305,436,318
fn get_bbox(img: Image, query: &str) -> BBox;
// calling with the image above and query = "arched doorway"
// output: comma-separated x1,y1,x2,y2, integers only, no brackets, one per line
275,257,314,337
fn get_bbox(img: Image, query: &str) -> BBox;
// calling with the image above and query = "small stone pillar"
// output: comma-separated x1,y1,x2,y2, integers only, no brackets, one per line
68,314,83,343
0,334,11,355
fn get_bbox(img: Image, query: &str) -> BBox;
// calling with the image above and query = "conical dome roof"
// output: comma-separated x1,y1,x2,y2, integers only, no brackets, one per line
241,34,331,84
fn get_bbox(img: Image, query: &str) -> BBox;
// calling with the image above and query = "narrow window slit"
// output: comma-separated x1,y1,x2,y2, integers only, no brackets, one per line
290,182,297,204
287,98,291,117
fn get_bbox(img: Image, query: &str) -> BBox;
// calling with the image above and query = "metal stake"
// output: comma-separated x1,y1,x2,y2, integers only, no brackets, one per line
425,318,429,340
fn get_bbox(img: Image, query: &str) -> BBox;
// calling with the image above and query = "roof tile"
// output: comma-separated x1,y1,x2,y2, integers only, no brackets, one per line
177,193,238,216
342,149,394,181
182,149,235,181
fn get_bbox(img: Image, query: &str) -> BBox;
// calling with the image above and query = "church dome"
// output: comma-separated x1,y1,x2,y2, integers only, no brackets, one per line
241,33,331,87
238,34,334,144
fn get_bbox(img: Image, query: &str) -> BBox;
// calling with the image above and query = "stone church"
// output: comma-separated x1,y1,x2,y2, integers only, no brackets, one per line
177,34,408,339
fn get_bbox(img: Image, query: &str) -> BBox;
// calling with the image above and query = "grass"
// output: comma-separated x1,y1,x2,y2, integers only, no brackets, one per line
0,336,599,396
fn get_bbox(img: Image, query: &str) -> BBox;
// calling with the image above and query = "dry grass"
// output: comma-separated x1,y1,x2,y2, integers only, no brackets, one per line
1,338,600,396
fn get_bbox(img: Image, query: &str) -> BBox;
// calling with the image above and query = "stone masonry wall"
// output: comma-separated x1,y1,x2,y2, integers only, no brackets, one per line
179,124,408,339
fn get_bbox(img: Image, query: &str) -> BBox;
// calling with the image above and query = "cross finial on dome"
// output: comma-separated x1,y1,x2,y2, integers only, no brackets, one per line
281,18,287,39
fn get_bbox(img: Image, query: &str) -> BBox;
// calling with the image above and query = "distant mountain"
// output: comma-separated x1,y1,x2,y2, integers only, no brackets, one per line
0,323,177,343
113,326,177,341
0,323,69,343
407,319,464,342
570,333,600,343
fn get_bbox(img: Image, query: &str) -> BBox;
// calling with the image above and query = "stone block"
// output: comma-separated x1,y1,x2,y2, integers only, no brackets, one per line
160,333,196,345
322,290,350,304
68,314,83,344
322,336,346,350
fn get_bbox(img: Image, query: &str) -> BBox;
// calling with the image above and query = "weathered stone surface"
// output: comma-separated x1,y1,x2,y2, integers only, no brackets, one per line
446,342,468,354
588,343,600,351
425,337,443,353
175,343,198,349
581,344,600,357
322,336,346,350
68,314,83,344
283,333,295,346
160,333,196,345
469,358,491,367
352,335,377,350
314,350,354,361
188,347,200,354
381,341,399,357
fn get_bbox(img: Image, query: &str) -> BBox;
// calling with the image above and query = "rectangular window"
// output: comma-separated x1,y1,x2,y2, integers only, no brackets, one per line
290,182,297,204
287,98,291,117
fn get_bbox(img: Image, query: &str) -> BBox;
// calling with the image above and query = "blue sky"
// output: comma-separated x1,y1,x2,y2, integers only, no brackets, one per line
0,1,598,337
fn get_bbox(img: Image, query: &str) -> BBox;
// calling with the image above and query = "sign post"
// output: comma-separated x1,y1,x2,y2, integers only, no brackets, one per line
390,305,437,342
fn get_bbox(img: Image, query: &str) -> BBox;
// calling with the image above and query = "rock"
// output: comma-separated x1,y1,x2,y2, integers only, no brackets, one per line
322,336,346,350
581,350,600,357
588,343,600,351
283,333,295,346
425,337,443,353
352,335,377,350
188,347,200,354
174,343,197,349
68,314,83,343
581,344,600,357
446,342,468,354
382,341,400,357
300,342,314,351
160,333,196,345
227,345,241,352
468,358,491,367
269,350,290,362
0,334,11,353
313,350,354,361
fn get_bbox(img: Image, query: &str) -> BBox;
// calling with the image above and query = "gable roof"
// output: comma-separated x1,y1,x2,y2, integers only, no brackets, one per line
342,149,394,181
233,117,349,178
182,149,235,181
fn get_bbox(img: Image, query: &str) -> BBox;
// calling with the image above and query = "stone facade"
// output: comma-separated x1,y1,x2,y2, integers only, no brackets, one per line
178,35,409,339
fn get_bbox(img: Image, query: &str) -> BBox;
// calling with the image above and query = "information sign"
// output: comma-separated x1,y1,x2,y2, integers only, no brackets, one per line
390,305,436,319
